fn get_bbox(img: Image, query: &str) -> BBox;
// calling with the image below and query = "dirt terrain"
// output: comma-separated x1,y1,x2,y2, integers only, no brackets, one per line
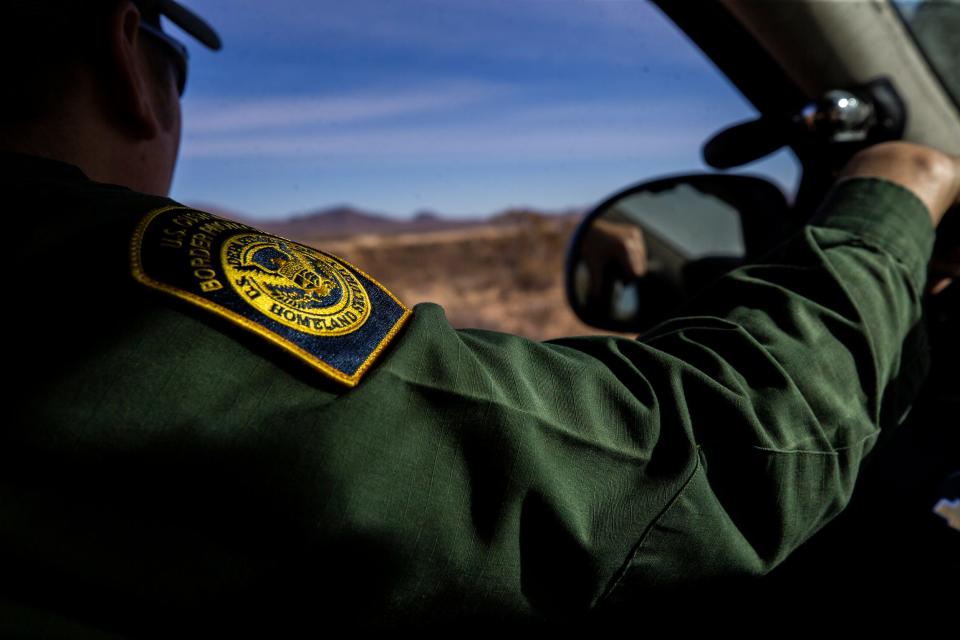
269,210,614,341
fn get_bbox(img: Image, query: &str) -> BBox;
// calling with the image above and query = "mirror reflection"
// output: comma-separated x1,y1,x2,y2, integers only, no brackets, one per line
569,177,781,333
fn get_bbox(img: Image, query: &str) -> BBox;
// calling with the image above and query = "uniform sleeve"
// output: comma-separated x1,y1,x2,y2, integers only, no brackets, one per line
1,174,936,630
591,176,936,605
322,176,935,623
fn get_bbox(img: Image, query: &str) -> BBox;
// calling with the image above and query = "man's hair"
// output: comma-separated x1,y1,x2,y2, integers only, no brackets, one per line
2,0,177,128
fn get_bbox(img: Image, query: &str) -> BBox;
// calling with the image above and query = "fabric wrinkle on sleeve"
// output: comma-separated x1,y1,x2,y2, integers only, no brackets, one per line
211,178,938,623
593,176,935,606
810,176,935,289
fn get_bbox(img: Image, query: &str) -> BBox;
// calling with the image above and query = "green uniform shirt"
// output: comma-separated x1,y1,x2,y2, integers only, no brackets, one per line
2,152,935,633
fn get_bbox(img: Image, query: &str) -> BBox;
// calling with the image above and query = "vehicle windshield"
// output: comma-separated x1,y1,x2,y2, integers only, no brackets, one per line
892,0,960,108
170,0,798,340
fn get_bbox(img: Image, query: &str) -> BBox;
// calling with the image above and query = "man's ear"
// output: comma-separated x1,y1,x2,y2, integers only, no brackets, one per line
107,1,160,140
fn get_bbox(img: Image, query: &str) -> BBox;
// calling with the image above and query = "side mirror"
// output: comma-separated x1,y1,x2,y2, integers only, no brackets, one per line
565,174,790,332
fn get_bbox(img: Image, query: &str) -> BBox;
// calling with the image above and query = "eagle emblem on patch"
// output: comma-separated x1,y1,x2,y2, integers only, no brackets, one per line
132,206,410,386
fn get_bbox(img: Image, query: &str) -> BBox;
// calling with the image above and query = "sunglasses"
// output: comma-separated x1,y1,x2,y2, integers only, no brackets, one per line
139,21,189,96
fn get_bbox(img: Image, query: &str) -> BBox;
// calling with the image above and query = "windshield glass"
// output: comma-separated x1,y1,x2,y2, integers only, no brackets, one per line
893,0,960,108
169,0,799,340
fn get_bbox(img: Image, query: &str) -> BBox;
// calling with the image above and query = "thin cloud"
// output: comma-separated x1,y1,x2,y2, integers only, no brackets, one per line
181,119,708,163
184,81,513,134
181,88,744,164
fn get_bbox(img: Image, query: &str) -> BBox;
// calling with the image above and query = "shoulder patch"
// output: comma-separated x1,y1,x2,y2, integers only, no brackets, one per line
131,206,411,386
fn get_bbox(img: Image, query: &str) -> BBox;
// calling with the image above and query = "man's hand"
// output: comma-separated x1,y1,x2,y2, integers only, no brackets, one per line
839,142,960,295
838,141,960,227
929,222,958,296
582,218,648,281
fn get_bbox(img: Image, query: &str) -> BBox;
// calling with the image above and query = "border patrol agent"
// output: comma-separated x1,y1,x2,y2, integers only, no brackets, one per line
2,0,958,634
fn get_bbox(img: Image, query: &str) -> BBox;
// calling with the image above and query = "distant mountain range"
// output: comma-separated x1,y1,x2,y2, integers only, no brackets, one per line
187,203,586,239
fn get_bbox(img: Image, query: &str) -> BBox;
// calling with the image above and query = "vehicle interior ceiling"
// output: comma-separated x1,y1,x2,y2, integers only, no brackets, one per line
654,0,960,219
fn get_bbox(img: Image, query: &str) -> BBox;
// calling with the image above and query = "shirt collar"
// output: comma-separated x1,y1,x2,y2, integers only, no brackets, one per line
0,152,91,183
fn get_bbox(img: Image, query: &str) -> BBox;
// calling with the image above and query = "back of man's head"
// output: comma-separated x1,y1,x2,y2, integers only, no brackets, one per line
2,1,220,196
3,1,130,123
4,0,219,124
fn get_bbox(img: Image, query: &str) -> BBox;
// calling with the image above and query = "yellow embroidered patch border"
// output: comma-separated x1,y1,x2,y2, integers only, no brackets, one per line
131,206,411,386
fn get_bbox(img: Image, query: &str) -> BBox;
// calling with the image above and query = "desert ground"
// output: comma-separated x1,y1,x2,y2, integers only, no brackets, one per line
263,210,615,341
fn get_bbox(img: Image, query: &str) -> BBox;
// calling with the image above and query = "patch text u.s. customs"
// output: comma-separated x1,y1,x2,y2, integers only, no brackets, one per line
131,205,410,386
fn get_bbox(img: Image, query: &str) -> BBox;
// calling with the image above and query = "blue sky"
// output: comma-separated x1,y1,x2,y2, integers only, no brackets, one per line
168,0,799,220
